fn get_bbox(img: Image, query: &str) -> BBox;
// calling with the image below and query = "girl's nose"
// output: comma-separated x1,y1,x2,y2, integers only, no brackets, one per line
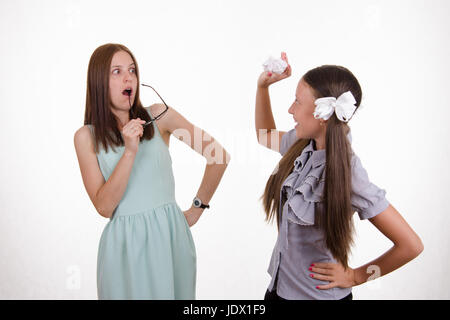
124,71,133,82
288,104,294,114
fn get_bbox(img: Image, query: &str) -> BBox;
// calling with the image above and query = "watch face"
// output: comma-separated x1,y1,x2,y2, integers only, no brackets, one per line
193,198,201,207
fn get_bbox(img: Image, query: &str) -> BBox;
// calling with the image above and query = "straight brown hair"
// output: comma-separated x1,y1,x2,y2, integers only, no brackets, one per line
84,43,154,153
262,65,362,268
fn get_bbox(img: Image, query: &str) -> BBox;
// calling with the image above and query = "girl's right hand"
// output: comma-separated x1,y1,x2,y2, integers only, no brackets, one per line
122,118,146,155
257,52,292,88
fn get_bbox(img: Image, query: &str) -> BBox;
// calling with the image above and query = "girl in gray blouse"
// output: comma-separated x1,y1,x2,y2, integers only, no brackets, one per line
255,52,424,300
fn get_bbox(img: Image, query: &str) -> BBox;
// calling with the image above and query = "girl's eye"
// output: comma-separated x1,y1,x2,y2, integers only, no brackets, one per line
112,69,119,75
129,68,136,73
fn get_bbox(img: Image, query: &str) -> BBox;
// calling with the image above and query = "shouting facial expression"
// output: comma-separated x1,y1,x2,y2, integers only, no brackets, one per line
288,79,326,142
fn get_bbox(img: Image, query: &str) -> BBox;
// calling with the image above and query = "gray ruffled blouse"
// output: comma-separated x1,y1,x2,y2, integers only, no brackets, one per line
267,128,390,300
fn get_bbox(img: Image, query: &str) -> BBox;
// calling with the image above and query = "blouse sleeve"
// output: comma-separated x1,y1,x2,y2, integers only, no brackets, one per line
280,129,298,156
351,155,390,220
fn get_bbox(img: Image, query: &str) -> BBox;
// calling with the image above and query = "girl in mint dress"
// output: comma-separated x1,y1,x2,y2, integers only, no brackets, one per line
75,43,229,299
89,114,195,299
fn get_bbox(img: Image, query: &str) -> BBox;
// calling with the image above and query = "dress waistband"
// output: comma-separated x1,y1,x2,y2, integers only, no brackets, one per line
111,201,180,219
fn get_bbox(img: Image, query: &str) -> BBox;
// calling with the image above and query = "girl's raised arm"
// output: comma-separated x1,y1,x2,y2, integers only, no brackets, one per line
255,52,292,152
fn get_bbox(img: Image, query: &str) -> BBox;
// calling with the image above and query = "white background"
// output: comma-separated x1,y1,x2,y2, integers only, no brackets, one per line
0,0,449,299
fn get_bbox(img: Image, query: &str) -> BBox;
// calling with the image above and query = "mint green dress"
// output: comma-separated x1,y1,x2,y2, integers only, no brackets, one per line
88,112,196,300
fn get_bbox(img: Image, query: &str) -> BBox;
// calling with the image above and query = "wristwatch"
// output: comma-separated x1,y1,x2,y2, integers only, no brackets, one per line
193,196,210,209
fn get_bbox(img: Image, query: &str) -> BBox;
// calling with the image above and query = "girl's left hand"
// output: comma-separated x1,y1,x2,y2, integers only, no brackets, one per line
183,207,203,227
309,262,358,290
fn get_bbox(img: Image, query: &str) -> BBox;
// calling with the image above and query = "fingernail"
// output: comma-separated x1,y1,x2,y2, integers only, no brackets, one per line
268,72,272,76
316,286,320,289
308,267,312,271
311,264,315,267
310,274,314,278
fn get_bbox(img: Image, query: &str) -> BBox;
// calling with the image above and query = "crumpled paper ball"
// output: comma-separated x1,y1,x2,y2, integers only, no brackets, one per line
262,56,288,74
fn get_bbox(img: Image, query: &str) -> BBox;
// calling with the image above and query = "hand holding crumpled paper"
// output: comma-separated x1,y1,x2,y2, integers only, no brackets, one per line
262,56,288,74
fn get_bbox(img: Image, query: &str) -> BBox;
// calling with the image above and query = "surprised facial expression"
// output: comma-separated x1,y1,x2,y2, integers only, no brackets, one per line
109,50,137,111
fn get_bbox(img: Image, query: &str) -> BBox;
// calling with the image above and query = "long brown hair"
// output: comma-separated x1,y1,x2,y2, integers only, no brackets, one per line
262,65,362,268
84,43,154,153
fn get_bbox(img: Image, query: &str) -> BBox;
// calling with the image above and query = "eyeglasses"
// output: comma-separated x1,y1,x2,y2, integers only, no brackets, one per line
140,83,169,127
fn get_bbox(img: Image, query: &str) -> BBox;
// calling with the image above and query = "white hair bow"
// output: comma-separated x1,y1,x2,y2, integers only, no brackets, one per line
313,91,357,123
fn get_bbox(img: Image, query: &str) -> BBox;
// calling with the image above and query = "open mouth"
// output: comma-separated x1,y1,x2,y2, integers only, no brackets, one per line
122,88,132,96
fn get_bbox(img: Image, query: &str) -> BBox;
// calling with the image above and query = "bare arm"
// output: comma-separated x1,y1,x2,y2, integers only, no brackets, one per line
74,119,145,218
152,104,230,226
255,52,292,152
311,204,424,290
255,86,286,151
353,204,424,285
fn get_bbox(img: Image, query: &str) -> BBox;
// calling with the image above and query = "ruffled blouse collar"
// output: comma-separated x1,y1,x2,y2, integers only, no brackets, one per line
293,139,326,172
293,131,352,172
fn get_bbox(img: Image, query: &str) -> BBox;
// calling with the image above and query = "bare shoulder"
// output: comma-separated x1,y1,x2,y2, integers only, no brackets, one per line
74,125,94,151
147,103,167,117
146,103,180,134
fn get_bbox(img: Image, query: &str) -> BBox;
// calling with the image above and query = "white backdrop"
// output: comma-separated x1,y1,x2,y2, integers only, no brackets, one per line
0,0,449,299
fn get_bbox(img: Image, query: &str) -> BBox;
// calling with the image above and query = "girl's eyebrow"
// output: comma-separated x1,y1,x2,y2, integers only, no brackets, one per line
111,62,135,68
